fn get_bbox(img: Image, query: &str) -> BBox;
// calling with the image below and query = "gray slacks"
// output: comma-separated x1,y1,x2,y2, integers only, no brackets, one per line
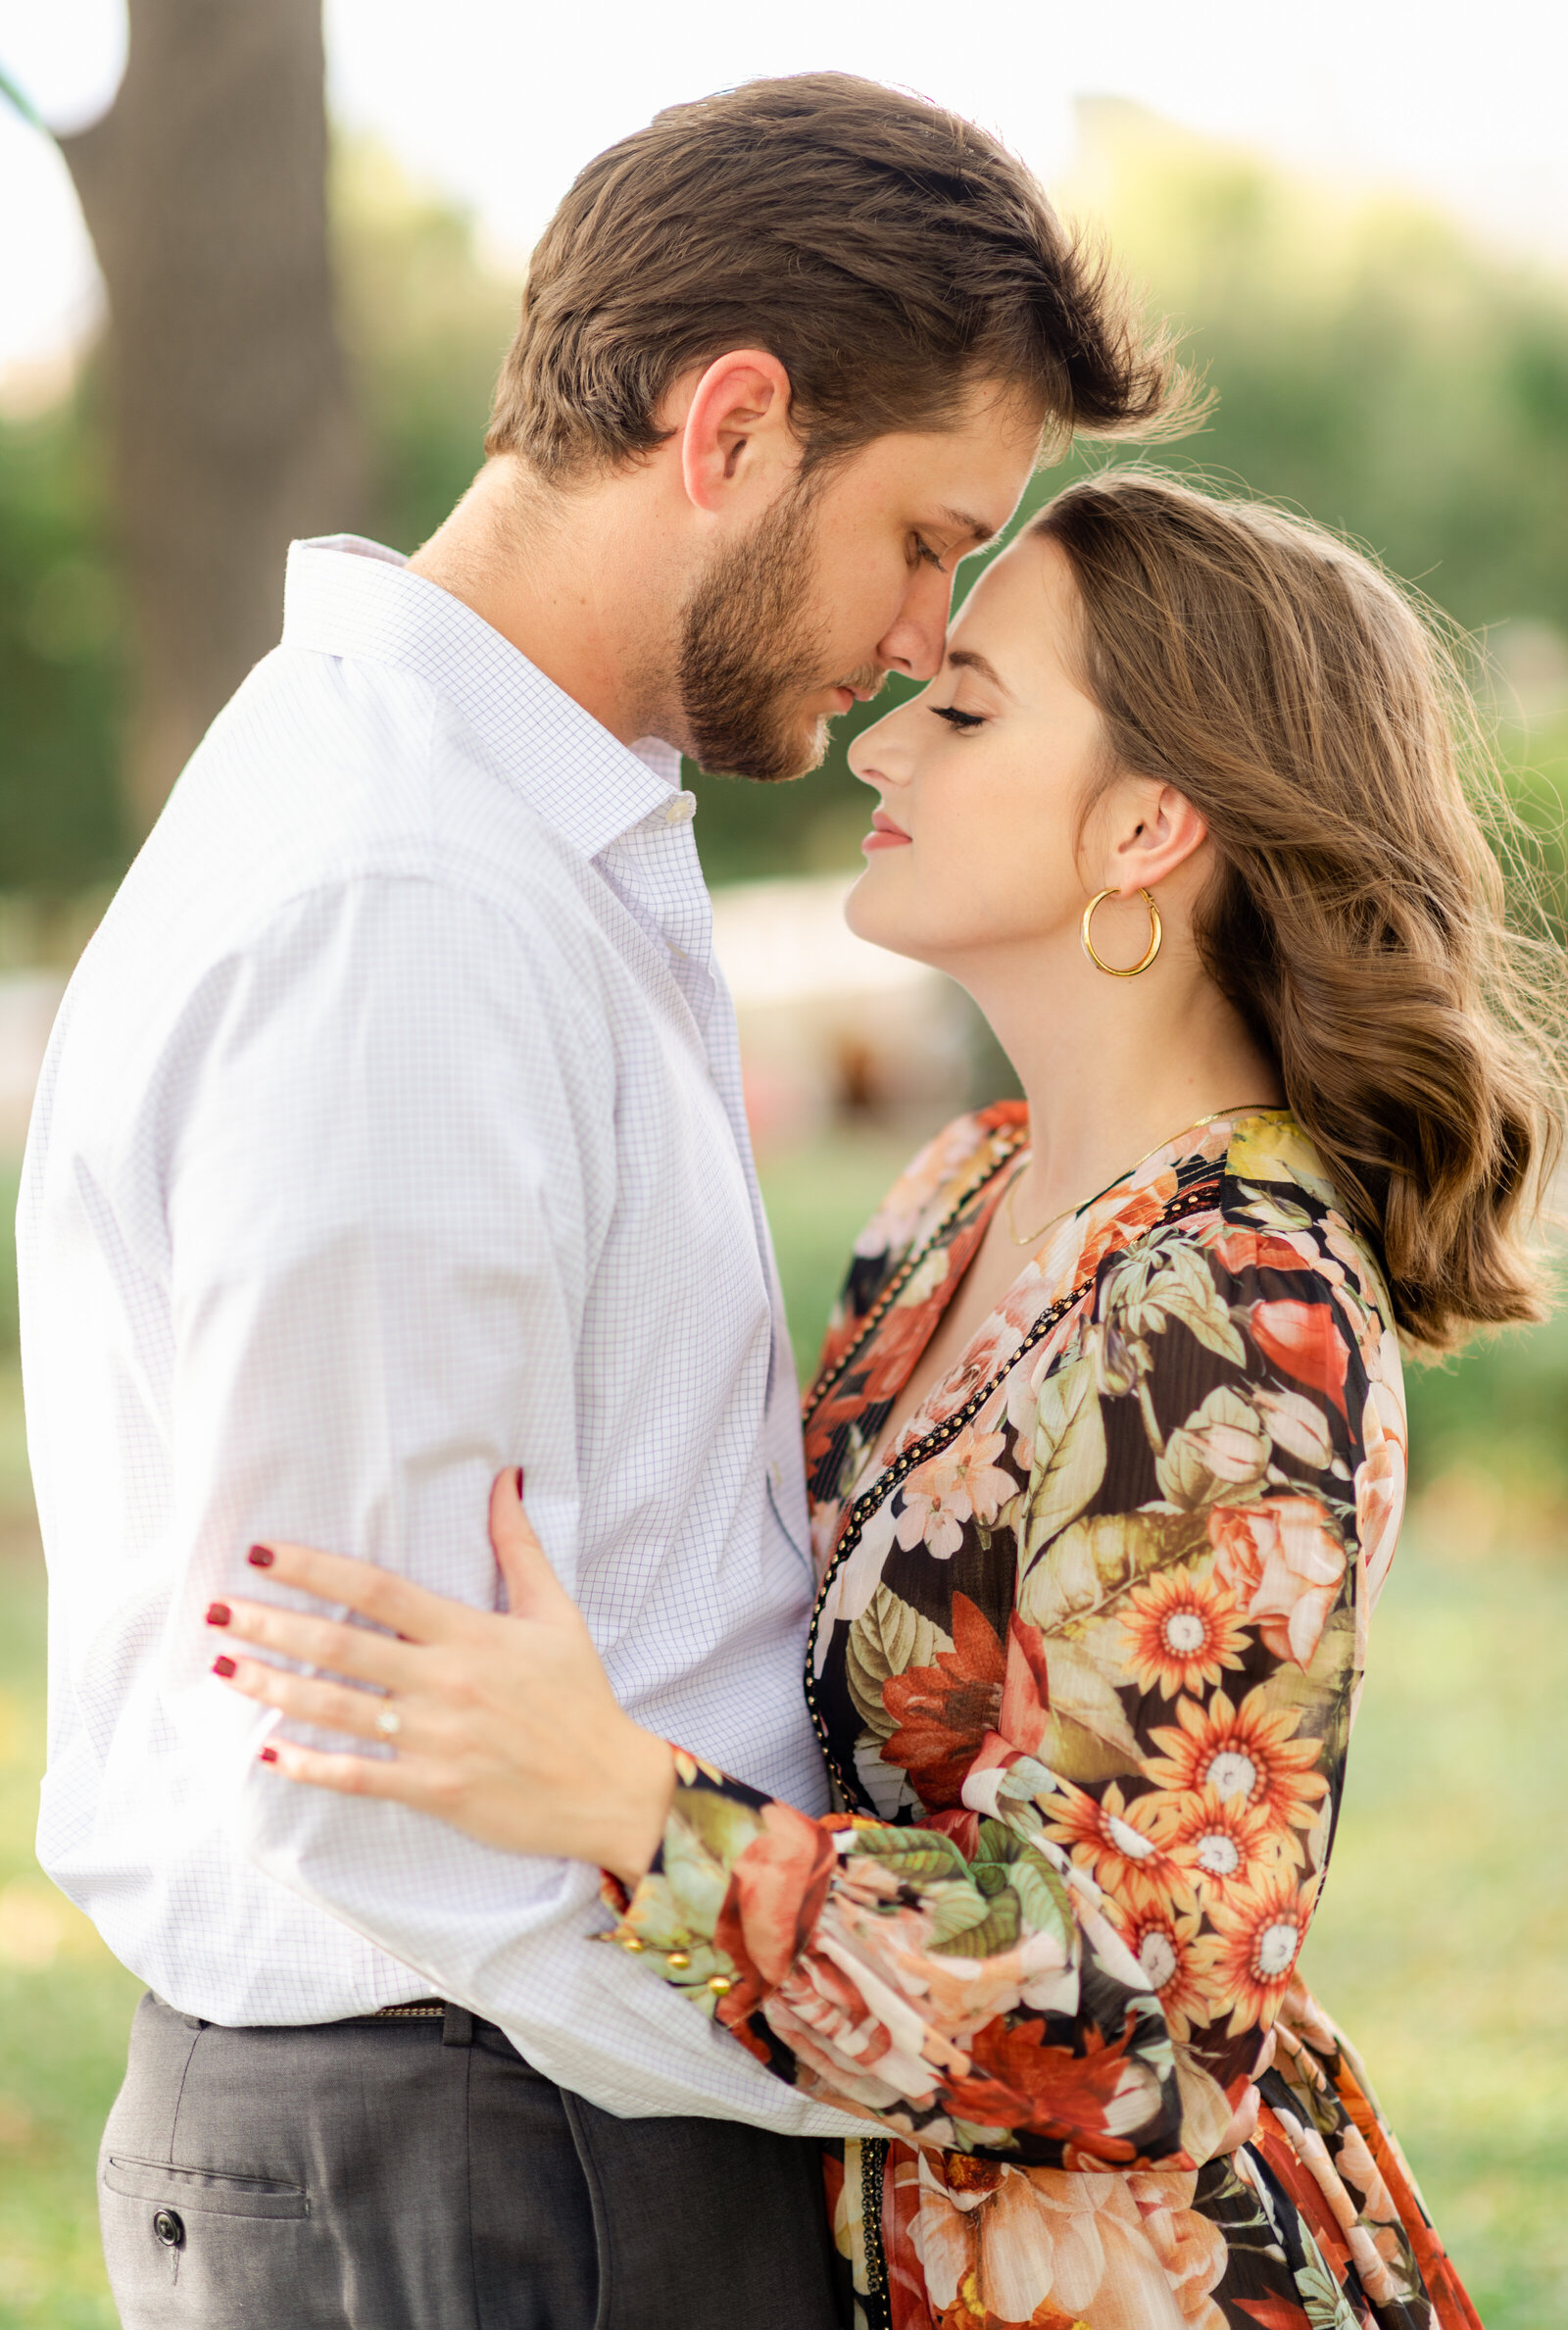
99,1992,844,2330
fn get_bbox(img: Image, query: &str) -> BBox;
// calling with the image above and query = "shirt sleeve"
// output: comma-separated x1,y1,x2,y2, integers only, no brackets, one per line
607,1208,1384,2170
157,875,589,1926
147,874,858,2133
163,874,599,1611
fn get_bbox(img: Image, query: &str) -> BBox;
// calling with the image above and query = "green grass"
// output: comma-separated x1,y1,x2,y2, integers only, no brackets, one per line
0,1137,1562,2324
1,1488,143,2328
1297,1544,1568,2325
760,1126,916,1384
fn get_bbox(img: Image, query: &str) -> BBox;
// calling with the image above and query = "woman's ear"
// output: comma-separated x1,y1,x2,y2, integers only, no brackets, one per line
1102,778,1209,895
678,349,797,516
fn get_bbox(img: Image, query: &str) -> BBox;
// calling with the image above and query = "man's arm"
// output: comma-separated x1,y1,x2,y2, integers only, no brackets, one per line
160,872,858,2132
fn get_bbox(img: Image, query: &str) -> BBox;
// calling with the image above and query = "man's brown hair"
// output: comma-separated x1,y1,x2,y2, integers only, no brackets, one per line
486,74,1185,478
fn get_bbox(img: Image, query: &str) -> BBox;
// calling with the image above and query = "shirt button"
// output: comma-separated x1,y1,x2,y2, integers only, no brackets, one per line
153,2207,184,2248
662,794,695,824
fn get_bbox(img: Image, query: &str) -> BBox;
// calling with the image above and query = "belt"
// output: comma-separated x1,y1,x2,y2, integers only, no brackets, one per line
369,1999,474,2045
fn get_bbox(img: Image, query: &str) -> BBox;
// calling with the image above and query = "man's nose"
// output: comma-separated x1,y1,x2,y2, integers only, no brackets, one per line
875,568,951,683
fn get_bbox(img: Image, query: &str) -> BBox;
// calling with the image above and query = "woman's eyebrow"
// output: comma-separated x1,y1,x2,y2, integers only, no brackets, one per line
946,646,1015,699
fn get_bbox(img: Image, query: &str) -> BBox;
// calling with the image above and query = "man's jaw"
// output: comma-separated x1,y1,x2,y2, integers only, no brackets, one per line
682,666,889,785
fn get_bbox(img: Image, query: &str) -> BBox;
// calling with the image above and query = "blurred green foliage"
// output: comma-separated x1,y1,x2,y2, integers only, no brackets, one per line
1064,101,1568,636
0,138,518,911
4,111,1568,895
0,392,127,894
331,141,519,565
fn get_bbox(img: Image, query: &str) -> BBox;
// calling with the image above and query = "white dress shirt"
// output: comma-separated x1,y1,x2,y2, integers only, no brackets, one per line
21,535,862,2137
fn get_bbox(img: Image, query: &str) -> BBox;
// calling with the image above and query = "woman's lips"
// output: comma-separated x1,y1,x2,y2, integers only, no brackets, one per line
861,809,911,854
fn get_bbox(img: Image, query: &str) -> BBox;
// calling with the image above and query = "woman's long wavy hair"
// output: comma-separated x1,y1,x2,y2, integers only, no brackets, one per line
1034,469,1566,1350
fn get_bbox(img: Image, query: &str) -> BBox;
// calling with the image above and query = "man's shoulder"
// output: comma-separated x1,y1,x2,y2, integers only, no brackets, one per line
179,642,576,883
39,648,651,1146
105,644,626,972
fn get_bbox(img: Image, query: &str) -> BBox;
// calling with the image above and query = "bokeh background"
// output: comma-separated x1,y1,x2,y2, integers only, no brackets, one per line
2,3,1566,2321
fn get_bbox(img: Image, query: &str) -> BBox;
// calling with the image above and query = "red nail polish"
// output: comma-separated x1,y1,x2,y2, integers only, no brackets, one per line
515,1466,525,1498
206,1602,231,1627
247,1544,274,1568
212,1654,237,1679
259,1745,278,1764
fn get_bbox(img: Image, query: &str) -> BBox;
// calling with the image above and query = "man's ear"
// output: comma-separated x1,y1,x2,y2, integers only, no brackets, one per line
1102,779,1209,894
679,350,797,516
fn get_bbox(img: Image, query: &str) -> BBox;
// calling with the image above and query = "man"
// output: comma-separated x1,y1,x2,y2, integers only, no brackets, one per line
22,72,1176,2330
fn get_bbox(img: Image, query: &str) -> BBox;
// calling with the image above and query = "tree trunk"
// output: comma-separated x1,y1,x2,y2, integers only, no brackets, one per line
62,0,365,833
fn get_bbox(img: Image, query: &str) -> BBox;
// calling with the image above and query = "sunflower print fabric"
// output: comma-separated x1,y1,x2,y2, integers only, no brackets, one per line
607,1106,1483,2330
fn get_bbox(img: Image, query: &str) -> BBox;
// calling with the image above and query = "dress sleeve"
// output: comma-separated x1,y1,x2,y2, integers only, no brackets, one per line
606,1197,1396,2170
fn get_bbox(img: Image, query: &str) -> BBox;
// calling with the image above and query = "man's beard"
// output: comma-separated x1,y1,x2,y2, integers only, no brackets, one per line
676,478,879,784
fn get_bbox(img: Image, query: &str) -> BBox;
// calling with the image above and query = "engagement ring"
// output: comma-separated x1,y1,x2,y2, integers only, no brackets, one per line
374,1705,402,1740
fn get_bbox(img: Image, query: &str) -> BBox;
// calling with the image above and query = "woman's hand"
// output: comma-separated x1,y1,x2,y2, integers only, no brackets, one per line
206,1470,675,1888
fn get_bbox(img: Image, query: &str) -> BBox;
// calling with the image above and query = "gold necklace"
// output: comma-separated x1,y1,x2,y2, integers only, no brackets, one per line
1002,1103,1283,1248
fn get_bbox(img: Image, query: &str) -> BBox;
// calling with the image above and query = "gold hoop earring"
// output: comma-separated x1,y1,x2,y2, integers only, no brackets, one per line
1081,887,1162,977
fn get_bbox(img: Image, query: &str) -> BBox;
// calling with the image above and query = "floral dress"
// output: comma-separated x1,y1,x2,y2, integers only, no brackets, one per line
606,1106,1484,2330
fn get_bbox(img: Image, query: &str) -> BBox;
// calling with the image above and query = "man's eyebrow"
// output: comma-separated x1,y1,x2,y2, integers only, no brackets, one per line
946,646,1014,697
938,507,996,546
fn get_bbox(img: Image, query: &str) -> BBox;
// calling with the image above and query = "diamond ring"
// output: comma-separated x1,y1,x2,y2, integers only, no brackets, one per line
374,1705,402,1740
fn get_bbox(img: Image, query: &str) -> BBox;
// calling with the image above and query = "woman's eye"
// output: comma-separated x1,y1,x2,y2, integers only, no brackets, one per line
931,705,986,732
913,537,948,572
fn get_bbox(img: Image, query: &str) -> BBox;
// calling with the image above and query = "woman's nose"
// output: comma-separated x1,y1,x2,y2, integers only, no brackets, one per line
848,703,913,786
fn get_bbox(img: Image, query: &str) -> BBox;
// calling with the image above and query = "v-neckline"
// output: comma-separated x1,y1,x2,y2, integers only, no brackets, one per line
855,1107,1276,1497
864,1157,1023,1474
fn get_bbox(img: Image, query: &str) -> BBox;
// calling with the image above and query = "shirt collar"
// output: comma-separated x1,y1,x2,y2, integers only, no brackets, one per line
281,535,685,860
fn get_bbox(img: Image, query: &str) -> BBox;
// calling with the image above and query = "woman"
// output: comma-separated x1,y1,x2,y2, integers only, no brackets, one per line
209,471,1558,2328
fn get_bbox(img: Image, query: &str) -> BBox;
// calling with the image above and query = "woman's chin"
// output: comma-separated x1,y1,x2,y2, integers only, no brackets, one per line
845,866,933,967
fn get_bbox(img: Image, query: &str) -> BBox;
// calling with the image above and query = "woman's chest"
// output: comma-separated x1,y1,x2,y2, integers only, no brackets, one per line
872,1195,1034,1460
805,1286,1095,1820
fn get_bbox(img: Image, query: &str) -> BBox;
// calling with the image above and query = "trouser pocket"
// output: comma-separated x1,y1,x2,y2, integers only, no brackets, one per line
98,1996,338,2328
98,2153,326,2326
103,2154,308,2217
99,1990,499,2328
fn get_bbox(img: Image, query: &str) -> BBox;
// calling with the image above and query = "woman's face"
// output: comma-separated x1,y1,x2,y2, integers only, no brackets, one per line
845,531,1127,973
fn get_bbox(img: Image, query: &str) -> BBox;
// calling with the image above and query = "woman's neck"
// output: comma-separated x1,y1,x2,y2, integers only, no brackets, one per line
961,933,1283,1233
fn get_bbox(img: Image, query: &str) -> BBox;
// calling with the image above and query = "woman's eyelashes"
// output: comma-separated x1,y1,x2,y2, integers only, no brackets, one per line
930,703,987,732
